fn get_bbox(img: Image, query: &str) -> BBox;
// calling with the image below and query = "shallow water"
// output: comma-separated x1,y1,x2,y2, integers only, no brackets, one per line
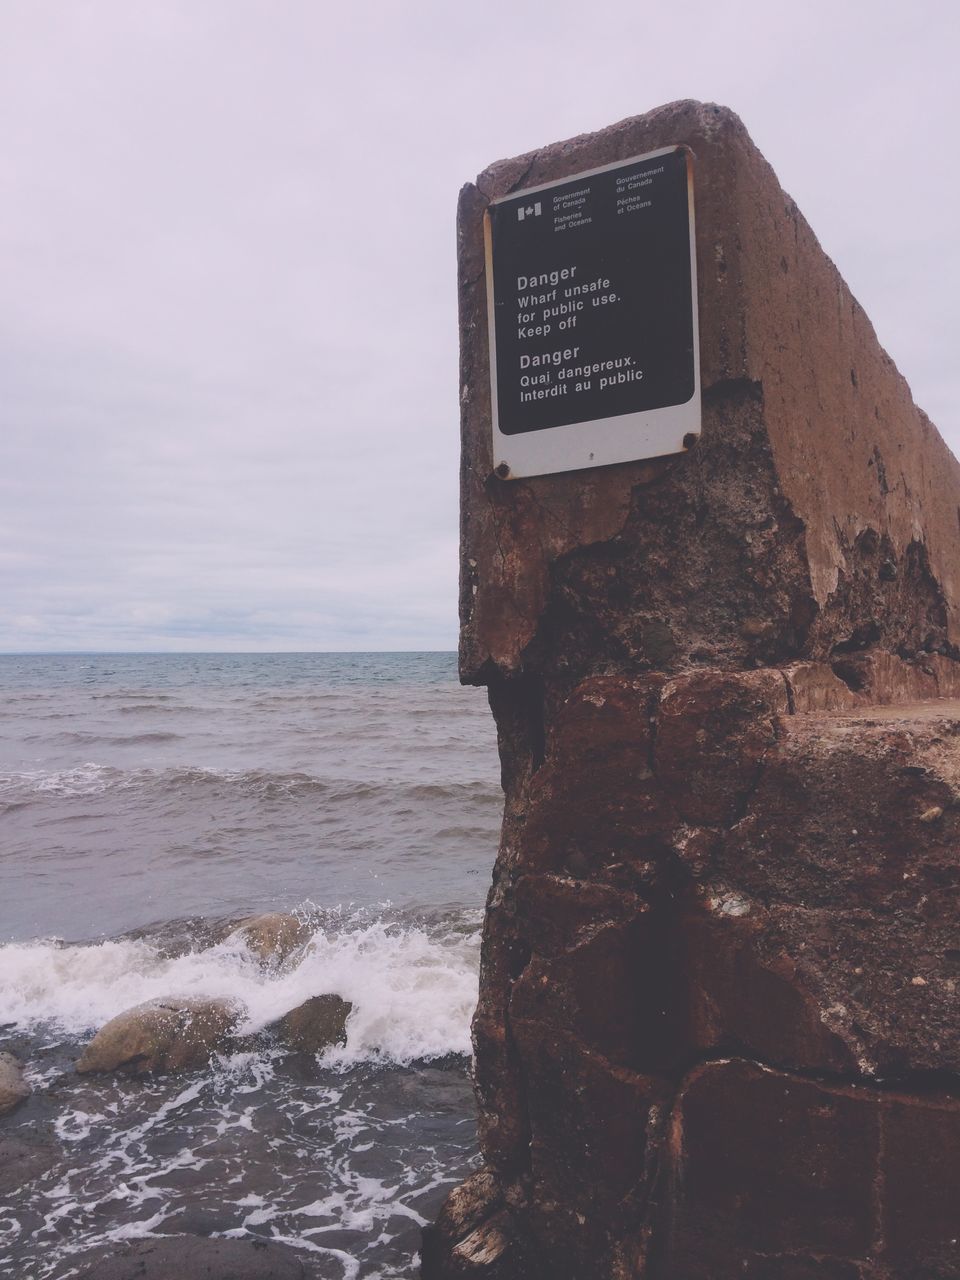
0,654,500,1277
0,652,499,941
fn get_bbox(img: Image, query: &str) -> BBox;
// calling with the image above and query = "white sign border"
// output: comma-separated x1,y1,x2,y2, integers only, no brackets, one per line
484,144,701,480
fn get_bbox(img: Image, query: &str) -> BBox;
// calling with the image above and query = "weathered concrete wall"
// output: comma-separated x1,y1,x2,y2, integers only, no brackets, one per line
458,101,960,686
426,102,960,1279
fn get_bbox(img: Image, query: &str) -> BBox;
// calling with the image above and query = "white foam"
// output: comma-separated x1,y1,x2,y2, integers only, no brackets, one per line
0,913,481,1065
0,763,121,798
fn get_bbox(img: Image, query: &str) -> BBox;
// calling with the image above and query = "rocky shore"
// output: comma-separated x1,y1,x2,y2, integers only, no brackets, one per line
1,912,363,1278
8,914,352,1089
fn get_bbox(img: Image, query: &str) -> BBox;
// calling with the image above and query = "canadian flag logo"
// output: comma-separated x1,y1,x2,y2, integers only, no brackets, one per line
517,202,542,221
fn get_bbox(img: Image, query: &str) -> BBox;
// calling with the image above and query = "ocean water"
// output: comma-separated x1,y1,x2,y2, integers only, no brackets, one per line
0,653,501,1279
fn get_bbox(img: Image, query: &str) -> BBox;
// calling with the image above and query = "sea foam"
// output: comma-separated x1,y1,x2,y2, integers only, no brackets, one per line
0,911,481,1065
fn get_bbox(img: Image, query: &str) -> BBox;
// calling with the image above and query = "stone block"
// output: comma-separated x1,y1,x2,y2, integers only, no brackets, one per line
882,1093,960,1276
660,1060,880,1275
654,668,789,825
510,1019,670,1276
717,705,960,1077
679,901,860,1073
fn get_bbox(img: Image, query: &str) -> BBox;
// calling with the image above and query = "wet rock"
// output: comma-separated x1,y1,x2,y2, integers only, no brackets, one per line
229,912,310,965
162,1205,238,1236
0,1132,59,1194
71,1235,338,1278
124,915,229,958
448,1211,517,1275
422,1170,526,1279
0,1051,29,1114
427,1169,503,1243
269,994,351,1053
76,997,240,1076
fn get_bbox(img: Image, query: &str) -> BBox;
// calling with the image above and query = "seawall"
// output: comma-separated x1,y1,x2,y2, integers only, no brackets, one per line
425,101,960,1279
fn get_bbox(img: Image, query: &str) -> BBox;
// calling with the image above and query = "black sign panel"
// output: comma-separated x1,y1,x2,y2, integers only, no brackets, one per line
487,147,695,438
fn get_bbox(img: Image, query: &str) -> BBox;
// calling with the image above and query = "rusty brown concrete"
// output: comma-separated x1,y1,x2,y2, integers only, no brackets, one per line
458,101,960,687
426,101,960,1280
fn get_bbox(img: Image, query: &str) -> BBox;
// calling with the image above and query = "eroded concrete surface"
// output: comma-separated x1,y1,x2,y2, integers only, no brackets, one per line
425,102,960,1279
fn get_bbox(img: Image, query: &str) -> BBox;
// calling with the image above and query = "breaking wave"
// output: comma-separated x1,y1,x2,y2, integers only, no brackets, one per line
0,907,481,1066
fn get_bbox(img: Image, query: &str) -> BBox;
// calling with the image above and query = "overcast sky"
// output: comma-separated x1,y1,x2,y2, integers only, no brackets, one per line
2,0,958,652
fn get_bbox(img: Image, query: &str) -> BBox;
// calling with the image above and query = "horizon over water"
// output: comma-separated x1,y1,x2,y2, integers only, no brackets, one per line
0,651,501,1279
0,647,457,654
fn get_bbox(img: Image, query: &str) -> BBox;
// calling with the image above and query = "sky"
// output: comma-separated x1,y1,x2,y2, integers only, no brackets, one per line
2,0,958,653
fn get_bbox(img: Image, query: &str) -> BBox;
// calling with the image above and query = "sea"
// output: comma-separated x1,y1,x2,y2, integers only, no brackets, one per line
0,652,502,1279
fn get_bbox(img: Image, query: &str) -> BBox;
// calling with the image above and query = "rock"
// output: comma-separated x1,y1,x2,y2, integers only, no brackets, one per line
0,1052,29,1114
428,98,960,1279
269,994,351,1054
422,1171,525,1279
717,705,960,1076
440,675,960,1276
70,1235,339,1278
654,668,790,826
76,998,240,1076
162,1205,237,1236
229,912,310,965
660,1059,960,1280
0,1132,58,1193
919,804,944,823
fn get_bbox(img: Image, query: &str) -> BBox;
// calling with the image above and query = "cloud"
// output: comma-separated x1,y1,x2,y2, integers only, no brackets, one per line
1,0,957,650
